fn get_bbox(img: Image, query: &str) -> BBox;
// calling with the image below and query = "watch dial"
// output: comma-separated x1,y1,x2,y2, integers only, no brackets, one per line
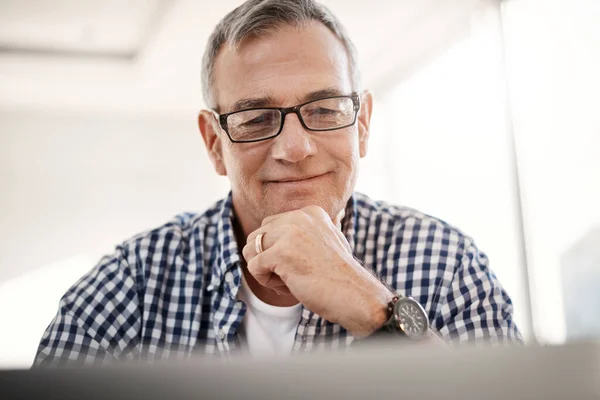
397,299,428,337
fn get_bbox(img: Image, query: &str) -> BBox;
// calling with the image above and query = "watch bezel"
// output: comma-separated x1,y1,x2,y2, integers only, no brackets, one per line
393,296,429,339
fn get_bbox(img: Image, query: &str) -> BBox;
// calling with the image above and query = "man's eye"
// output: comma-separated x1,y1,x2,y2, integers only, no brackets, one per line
242,113,275,125
311,107,338,115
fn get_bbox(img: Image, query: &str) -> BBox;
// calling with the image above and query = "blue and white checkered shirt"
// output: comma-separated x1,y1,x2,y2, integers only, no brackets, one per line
35,191,522,366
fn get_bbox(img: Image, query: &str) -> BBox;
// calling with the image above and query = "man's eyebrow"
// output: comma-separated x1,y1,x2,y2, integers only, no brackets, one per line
228,88,347,113
301,88,346,103
230,95,277,112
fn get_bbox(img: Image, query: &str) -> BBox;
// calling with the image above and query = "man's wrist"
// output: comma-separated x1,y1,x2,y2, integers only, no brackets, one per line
366,297,391,336
351,286,394,338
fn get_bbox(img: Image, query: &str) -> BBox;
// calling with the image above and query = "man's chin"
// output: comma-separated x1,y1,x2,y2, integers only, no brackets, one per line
263,196,337,219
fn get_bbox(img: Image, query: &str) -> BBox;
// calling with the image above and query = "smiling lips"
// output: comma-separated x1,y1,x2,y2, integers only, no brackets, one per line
269,173,328,183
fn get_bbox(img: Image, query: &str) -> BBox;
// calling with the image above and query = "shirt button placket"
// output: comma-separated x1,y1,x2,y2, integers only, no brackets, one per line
295,324,307,352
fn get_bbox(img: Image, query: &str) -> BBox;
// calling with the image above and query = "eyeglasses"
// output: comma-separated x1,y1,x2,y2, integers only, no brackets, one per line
212,93,360,143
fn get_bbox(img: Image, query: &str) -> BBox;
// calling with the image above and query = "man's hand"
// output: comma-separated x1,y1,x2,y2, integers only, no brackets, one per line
242,205,393,338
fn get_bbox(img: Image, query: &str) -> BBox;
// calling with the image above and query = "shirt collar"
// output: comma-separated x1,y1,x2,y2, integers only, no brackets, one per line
210,191,241,295
341,193,358,255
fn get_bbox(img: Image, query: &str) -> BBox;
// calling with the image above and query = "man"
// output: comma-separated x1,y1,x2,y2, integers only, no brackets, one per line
35,0,521,366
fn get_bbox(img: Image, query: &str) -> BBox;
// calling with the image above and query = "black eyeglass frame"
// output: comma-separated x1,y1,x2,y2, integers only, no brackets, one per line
212,93,361,143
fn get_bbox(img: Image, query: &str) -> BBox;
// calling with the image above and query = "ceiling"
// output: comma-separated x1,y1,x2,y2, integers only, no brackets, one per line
0,0,493,117
0,0,167,58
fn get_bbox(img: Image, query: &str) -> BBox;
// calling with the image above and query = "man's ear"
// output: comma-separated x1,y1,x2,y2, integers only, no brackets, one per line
357,90,373,158
198,110,227,176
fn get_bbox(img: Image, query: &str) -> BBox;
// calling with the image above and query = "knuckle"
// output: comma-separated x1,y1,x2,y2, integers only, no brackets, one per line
301,205,329,222
291,211,313,227
247,257,259,273
242,244,251,261
261,217,273,227
304,204,319,212
302,204,323,215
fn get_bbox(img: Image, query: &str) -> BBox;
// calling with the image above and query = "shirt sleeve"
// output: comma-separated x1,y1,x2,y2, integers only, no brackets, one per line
33,245,142,367
434,238,523,345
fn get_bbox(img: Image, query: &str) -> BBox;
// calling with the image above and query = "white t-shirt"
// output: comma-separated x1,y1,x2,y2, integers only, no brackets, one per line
237,273,302,358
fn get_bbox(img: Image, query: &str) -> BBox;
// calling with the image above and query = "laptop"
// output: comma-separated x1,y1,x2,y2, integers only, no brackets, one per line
1,340,599,399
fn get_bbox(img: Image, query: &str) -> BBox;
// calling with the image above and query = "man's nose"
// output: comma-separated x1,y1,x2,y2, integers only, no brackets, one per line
270,112,317,163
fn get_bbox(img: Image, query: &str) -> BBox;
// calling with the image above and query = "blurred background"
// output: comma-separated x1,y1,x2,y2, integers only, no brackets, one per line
0,0,598,368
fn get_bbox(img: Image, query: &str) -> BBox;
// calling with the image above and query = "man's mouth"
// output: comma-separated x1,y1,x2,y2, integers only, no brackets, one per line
269,173,328,183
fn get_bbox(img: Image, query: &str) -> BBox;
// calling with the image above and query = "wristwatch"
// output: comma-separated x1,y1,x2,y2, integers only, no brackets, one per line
374,294,429,339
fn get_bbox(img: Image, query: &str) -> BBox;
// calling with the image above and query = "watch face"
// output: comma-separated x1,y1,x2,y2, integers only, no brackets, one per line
395,297,429,338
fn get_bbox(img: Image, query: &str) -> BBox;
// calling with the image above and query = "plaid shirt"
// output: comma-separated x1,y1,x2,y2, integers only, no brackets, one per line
35,191,522,366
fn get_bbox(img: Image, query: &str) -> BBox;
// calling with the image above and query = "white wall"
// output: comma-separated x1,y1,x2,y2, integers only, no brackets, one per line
502,0,600,344
0,110,230,283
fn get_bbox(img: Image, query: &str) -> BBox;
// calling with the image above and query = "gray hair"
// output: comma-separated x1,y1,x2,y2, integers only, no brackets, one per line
201,0,361,109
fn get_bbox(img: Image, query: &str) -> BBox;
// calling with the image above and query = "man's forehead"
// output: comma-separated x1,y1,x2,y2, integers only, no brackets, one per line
211,23,353,112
